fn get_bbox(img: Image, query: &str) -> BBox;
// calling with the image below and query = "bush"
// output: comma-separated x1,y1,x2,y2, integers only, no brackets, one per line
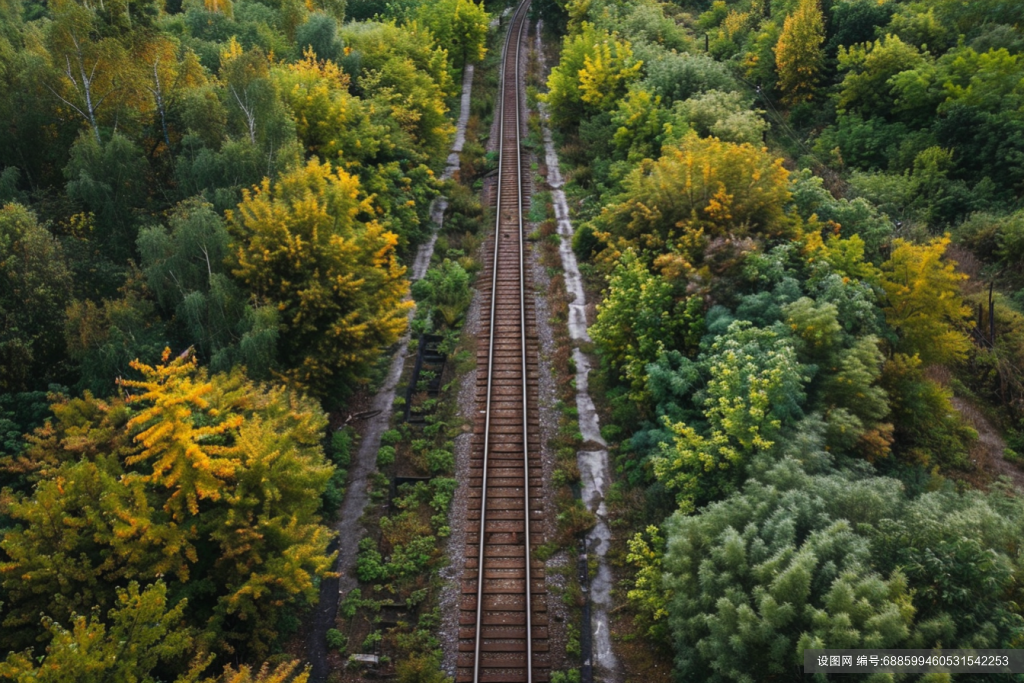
425,448,454,474
325,628,347,652
331,428,354,469
377,445,396,468
550,671,581,683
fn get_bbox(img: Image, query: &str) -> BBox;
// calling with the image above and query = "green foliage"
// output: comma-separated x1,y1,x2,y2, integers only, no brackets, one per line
545,23,641,129
669,90,768,145
64,133,149,260
552,0,1024,679
549,672,581,683
642,50,738,106
377,445,396,468
425,448,453,474
0,205,73,391
331,428,355,469
663,461,914,682
325,628,347,652
591,251,703,400
296,12,342,61
652,321,807,511
879,353,975,469
411,259,472,330
417,0,489,71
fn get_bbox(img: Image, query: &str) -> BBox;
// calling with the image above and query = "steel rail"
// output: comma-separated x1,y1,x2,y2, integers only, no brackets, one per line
472,2,532,682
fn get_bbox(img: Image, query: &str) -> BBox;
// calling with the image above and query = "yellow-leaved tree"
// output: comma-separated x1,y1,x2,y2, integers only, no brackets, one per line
880,235,973,366
229,159,411,396
122,349,243,521
774,0,825,107
592,132,792,270
0,351,335,658
578,34,643,111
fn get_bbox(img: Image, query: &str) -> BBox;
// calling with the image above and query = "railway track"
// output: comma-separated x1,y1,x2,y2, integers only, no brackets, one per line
457,3,548,682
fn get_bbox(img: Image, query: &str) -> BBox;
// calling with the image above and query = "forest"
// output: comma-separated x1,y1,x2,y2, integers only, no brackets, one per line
533,0,1024,679
5,0,1024,678
0,0,490,679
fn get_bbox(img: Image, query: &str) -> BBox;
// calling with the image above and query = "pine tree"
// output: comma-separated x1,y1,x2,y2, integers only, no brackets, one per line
774,0,825,107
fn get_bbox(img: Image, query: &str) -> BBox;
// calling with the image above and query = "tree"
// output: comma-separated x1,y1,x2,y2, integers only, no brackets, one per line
43,2,138,143
577,33,642,111
835,35,928,119
879,236,972,366
272,54,375,165
120,349,243,520
546,23,641,128
340,21,456,163
64,272,169,397
662,461,913,682
228,158,410,396
774,0,825,107
590,251,702,400
64,132,149,258
0,204,72,391
652,321,807,511
0,354,335,658
417,0,488,71
591,133,792,268
138,198,277,374
669,90,768,146
295,12,343,62
0,582,199,683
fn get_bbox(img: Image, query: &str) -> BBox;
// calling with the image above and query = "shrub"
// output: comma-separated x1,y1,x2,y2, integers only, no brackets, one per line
425,448,454,474
377,446,396,468
325,628,347,653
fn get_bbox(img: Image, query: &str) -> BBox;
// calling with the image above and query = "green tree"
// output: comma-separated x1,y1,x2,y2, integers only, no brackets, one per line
138,198,277,374
652,321,807,511
668,90,768,146
545,23,640,128
835,35,928,119
417,0,488,71
64,132,149,259
295,12,343,61
64,273,169,397
0,204,72,391
590,251,701,400
663,461,914,682
227,158,410,396
774,0,825,106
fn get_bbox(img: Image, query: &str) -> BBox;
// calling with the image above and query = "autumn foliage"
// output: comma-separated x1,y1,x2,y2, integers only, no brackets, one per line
0,350,335,663
229,159,411,396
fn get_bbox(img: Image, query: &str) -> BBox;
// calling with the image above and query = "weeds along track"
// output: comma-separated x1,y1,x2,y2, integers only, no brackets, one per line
457,3,548,682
